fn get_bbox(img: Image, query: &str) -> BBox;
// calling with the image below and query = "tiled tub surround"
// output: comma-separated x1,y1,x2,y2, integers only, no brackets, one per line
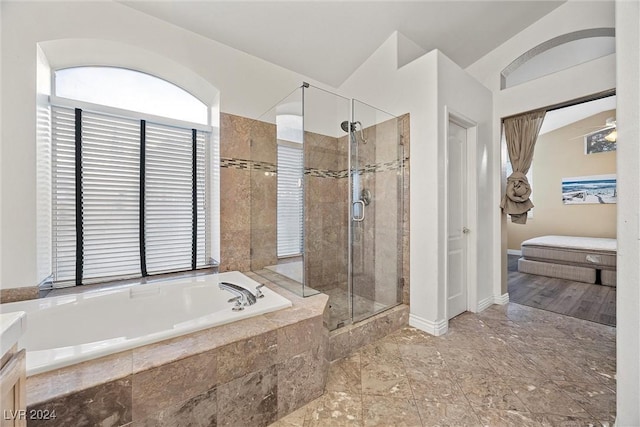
22,274,330,426
3,272,292,376
0,286,40,304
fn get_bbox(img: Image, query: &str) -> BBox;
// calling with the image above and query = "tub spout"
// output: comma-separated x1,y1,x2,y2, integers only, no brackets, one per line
219,282,257,307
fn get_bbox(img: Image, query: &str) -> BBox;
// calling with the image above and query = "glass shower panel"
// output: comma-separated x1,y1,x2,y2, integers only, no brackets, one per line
249,86,315,295
351,100,403,323
247,83,403,330
302,86,351,328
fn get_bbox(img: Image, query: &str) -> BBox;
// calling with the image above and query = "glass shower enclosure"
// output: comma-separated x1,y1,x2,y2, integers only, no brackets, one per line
250,83,404,331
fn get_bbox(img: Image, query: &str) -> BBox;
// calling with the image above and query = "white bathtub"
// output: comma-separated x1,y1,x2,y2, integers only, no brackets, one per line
0,271,291,375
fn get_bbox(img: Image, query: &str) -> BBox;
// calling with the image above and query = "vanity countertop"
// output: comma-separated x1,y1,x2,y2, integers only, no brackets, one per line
0,311,26,356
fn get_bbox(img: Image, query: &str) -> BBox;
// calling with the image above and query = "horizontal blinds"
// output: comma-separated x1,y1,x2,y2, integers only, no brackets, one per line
196,132,208,267
277,144,304,257
145,123,194,274
51,106,210,286
52,107,77,285
81,111,141,281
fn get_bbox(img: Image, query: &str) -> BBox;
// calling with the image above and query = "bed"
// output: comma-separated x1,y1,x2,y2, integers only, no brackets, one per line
518,235,617,286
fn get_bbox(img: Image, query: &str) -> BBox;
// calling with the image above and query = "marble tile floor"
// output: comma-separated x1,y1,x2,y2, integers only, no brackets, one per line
271,302,616,427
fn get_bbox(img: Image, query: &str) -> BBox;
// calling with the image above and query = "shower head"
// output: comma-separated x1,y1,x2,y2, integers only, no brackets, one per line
340,121,367,144
355,121,367,144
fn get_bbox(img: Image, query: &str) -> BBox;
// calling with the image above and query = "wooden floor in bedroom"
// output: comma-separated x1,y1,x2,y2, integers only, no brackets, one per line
507,254,616,327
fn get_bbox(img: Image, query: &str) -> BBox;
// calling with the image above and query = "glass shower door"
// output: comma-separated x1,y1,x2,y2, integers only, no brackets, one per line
249,83,403,331
302,85,352,329
350,100,404,322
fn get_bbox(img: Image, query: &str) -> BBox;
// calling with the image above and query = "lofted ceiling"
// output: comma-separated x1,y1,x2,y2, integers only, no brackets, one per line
539,95,617,136
120,1,565,87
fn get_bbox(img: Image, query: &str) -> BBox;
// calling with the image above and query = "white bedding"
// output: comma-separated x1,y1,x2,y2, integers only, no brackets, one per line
521,235,617,253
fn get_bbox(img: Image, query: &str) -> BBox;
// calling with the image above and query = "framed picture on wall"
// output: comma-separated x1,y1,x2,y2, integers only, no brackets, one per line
584,127,617,154
562,174,617,204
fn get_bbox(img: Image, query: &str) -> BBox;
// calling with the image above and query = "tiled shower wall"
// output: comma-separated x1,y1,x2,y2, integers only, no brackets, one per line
220,112,351,290
219,112,410,305
304,132,349,291
249,120,278,270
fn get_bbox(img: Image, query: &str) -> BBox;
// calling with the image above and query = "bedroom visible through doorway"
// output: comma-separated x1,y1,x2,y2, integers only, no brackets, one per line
504,93,617,326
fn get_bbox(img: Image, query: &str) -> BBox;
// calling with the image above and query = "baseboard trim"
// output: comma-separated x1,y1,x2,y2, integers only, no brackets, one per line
477,296,494,312
494,293,509,305
507,249,522,256
409,314,448,336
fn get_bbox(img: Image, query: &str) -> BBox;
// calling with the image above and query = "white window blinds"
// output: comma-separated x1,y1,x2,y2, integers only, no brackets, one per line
52,107,77,283
82,111,141,281
145,124,194,274
196,132,208,268
51,105,209,286
276,143,304,257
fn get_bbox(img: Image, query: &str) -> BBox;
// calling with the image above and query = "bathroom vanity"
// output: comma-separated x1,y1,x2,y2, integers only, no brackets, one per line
0,312,27,427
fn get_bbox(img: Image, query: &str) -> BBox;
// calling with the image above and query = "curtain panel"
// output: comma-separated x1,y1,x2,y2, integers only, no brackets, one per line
500,110,546,224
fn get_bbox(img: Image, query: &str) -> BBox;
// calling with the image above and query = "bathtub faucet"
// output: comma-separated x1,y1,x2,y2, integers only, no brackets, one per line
219,282,257,311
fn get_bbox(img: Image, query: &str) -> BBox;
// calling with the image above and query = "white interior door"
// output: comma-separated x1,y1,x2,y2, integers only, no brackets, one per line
447,121,468,319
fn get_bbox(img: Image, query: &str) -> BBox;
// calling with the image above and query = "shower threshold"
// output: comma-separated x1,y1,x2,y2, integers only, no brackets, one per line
325,286,394,331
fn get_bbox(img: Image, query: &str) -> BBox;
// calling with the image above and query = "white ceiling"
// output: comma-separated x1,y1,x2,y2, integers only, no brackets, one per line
120,1,565,87
540,95,617,136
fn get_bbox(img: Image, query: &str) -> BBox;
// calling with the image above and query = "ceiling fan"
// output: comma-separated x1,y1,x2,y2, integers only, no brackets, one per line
601,117,617,142
572,117,617,142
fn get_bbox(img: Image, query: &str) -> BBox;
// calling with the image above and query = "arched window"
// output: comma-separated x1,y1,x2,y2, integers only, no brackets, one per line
501,28,615,89
51,67,213,286
55,67,208,124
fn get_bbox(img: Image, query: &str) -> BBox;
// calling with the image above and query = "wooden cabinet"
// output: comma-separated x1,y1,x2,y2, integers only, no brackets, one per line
1,310,27,427
0,346,27,427
1,347,26,427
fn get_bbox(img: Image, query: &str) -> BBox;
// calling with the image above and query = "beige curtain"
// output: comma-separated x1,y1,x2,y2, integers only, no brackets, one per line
500,110,546,224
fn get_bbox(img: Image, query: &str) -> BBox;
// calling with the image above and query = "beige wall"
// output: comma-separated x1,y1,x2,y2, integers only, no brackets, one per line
507,110,617,250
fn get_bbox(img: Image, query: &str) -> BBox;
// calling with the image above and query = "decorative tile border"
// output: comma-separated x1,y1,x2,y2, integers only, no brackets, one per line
221,157,408,178
221,158,276,173
305,168,346,179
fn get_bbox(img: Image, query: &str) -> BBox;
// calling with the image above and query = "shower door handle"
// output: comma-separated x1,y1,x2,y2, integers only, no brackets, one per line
353,200,365,222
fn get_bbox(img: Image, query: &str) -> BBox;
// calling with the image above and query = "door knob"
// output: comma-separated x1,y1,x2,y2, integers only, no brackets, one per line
463,227,470,234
